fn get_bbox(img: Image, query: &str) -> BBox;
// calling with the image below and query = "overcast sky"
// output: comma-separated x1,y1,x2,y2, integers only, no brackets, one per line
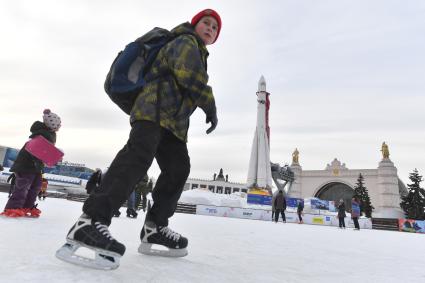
1,0,424,186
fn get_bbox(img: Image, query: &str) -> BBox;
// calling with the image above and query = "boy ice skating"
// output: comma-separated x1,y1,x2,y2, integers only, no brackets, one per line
1,109,61,218
56,9,221,270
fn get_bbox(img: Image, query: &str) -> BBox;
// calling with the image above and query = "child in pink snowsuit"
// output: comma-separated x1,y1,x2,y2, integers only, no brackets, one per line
1,109,61,217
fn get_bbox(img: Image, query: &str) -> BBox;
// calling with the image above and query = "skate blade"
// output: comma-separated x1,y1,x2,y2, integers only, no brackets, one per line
138,242,188,257
55,240,121,270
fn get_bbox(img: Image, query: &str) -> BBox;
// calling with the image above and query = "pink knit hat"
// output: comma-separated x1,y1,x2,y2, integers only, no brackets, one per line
43,109,61,131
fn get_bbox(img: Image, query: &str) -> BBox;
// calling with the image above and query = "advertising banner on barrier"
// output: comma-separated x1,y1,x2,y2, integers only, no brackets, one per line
196,204,372,228
247,193,272,205
328,201,337,212
284,212,298,223
329,216,373,229
197,205,273,221
399,219,425,233
287,198,303,208
302,214,327,225
310,198,329,210
197,205,227,217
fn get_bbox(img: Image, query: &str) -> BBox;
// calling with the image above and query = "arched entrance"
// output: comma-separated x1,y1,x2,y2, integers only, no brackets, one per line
315,182,354,208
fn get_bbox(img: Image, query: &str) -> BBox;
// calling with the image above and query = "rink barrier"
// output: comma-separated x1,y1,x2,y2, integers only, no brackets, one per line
63,192,196,213
196,204,374,228
398,219,425,233
371,218,399,231
0,188,417,232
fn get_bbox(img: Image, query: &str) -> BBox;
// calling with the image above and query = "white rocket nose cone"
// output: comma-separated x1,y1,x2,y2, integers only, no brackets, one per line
258,75,266,92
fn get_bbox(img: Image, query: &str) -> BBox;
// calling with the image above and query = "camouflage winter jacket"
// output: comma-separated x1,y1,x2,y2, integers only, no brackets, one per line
130,22,217,142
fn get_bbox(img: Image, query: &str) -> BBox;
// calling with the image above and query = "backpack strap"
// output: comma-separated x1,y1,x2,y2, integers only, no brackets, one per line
156,81,161,124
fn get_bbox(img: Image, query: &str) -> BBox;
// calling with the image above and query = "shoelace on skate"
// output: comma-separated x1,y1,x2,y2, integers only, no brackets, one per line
159,226,181,241
94,222,115,241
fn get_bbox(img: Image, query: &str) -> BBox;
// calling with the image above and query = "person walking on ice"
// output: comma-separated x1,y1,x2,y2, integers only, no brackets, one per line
351,197,361,230
56,9,221,270
337,199,346,229
297,199,304,224
273,190,287,223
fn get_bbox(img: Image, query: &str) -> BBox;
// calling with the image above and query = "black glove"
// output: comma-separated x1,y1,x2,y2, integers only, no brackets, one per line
206,111,218,134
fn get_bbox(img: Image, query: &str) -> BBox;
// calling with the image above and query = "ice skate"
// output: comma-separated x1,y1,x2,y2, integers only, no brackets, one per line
138,220,188,257
55,214,126,270
0,209,26,217
126,208,138,219
23,206,41,218
112,210,121,217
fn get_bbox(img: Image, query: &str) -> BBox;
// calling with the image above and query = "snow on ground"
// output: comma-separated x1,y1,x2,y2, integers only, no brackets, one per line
0,193,424,283
180,188,249,207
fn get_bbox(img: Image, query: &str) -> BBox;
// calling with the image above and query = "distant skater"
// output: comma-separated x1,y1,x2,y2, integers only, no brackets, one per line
351,197,361,230
134,174,152,212
7,173,16,198
337,199,346,229
38,177,48,200
85,168,102,195
297,199,304,224
274,190,287,223
126,190,138,218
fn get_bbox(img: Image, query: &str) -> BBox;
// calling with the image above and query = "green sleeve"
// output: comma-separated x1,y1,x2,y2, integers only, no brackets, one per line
166,35,216,115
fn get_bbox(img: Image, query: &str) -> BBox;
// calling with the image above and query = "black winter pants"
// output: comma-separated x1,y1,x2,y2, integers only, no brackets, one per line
338,217,346,228
352,217,360,230
83,121,190,226
274,209,286,222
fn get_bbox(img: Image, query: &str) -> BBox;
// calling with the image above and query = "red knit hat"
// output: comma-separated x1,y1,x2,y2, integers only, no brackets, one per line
191,9,222,43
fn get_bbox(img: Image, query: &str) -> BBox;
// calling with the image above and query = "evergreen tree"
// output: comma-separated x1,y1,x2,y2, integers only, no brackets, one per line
361,186,374,218
353,174,363,204
400,169,425,220
353,173,374,217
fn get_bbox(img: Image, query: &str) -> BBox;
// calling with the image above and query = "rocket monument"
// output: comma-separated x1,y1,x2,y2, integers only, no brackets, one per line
246,76,273,203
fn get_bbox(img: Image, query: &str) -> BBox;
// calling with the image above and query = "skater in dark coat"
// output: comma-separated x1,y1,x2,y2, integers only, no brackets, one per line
1,109,61,218
59,9,222,268
274,190,287,223
337,199,346,228
7,173,16,198
134,174,152,212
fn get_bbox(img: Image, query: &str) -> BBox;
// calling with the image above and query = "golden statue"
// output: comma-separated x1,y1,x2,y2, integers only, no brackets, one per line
292,148,299,164
381,142,390,159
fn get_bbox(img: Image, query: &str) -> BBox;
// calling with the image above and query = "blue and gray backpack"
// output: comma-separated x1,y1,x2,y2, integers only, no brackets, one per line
104,27,174,115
